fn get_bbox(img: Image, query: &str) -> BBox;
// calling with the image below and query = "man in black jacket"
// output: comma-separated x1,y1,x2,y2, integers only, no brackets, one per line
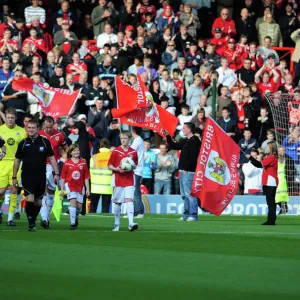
235,8,257,43
237,58,255,84
165,122,201,221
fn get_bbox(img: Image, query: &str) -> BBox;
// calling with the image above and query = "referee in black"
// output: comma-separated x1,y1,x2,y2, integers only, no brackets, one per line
13,120,60,232
165,122,201,221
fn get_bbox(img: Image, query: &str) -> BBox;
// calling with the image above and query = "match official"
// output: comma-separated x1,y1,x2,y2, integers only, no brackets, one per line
165,122,201,221
13,120,60,232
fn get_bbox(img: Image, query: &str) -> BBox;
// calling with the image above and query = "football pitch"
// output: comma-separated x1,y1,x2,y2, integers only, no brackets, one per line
1,214,300,300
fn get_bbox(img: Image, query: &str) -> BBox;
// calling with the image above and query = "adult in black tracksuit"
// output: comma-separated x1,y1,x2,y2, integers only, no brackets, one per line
247,141,278,225
13,120,60,232
165,122,201,221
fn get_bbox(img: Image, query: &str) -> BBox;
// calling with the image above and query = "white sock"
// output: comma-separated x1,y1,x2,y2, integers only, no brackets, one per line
114,205,121,226
40,195,48,221
8,212,14,222
46,193,54,219
126,202,134,225
15,194,22,213
70,207,76,225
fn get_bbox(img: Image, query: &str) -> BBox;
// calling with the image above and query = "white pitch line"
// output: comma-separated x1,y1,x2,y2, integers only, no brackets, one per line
2,229,300,235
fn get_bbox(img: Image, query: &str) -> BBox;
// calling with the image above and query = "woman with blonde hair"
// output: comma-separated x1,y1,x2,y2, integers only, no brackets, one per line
247,141,279,225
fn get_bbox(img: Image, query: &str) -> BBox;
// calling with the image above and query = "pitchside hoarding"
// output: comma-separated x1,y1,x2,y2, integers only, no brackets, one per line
3,192,299,215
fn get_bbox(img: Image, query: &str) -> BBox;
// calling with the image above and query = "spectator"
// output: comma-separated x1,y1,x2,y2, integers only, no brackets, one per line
291,28,300,86
216,57,237,89
238,129,258,164
186,74,203,110
192,94,212,117
48,65,65,88
118,0,140,31
256,36,280,64
154,143,176,195
159,69,178,106
53,20,79,64
254,60,280,98
105,119,120,148
162,40,182,71
127,55,143,75
88,99,112,142
24,0,45,27
95,54,118,78
279,2,299,47
171,57,193,92
84,45,99,82
0,27,18,56
256,109,274,145
173,25,193,54
96,24,118,49
53,1,77,26
2,71,27,126
142,139,156,194
179,4,201,40
191,108,207,132
203,44,221,71
212,8,236,37
137,0,157,22
91,0,116,37
185,41,203,75
149,79,164,105
111,45,129,75
0,57,14,101
235,8,257,43
217,107,238,140
242,148,263,195
255,7,273,30
176,104,192,138
258,13,283,46
216,86,231,119
157,5,179,36
66,52,88,83
237,58,255,85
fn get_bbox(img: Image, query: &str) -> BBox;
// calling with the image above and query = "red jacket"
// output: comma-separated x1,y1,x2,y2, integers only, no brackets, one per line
212,17,236,37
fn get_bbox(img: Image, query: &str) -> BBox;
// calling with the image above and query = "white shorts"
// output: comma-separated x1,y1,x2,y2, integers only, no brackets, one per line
65,183,84,203
46,164,56,191
66,192,84,204
112,186,135,203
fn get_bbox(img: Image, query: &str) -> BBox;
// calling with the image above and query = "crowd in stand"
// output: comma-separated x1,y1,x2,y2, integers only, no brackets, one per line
0,0,300,199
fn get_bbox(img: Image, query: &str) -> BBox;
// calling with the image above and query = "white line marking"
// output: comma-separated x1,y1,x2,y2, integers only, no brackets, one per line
2,230,300,235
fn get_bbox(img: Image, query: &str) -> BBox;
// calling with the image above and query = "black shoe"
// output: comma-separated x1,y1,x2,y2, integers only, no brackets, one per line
28,225,36,232
75,217,78,227
40,220,50,229
14,212,21,220
0,212,2,224
7,220,16,227
70,224,77,230
262,221,276,225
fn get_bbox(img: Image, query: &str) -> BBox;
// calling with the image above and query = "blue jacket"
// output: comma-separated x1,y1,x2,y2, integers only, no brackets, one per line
0,70,14,101
157,16,180,36
283,136,300,163
142,149,156,179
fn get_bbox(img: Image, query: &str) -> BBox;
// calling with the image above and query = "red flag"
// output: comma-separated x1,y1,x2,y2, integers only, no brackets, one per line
191,118,240,216
12,78,81,119
112,75,178,137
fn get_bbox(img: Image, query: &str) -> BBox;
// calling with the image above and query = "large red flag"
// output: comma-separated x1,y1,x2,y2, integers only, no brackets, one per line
191,118,240,216
112,75,178,137
12,78,81,119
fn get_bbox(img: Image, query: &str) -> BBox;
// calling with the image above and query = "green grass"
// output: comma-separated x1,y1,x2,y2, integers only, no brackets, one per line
1,214,300,300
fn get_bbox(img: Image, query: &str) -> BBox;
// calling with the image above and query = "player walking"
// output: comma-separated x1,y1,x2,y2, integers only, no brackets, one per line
0,108,27,226
60,144,90,230
108,131,139,232
39,116,67,229
13,120,60,232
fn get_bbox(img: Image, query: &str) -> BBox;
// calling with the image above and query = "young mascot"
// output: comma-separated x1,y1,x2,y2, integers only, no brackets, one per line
60,144,90,229
108,131,139,232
